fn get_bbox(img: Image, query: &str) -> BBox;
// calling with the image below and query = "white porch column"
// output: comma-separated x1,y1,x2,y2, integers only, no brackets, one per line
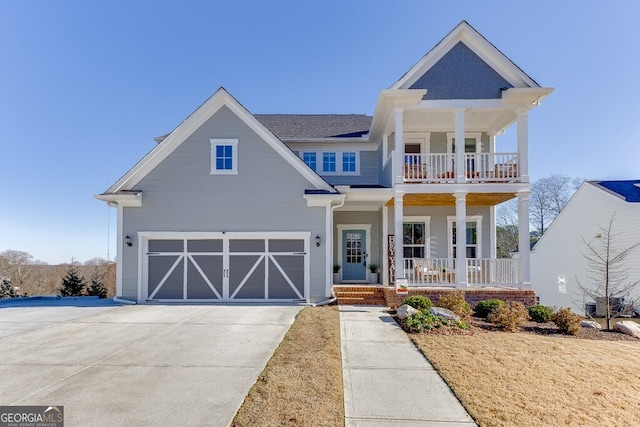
325,202,333,298
394,108,404,184
455,109,466,183
454,191,468,288
518,191,531,289
394,193,404,280
382,205,389,285
116,204,124,298
517,109,529,183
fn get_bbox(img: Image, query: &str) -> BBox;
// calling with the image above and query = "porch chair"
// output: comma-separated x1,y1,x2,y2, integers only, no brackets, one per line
413,259,441,284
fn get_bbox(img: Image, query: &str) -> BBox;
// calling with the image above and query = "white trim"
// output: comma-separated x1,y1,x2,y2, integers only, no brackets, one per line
402,216,432,259
336,224,372,282
299,150,361,175
446,132,482,154
105,88,335,194
210,138,238,175
447,215,482,259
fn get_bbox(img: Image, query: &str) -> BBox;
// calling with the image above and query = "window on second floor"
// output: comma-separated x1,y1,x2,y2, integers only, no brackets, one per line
323,152,336,172
302,152,317,171
210,139,238,174
342,152,356,172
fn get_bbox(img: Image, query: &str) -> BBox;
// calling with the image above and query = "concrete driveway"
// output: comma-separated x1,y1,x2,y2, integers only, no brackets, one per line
0,300,302,426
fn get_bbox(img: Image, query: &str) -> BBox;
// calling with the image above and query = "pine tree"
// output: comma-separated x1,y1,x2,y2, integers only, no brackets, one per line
0,278,16,299
59,264,86,297
86,273,108,299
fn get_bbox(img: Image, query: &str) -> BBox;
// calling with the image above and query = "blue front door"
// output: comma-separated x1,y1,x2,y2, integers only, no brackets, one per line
342,230,367,281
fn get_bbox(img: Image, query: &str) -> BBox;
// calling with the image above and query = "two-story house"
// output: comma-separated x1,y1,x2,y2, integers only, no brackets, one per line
97,21,552,303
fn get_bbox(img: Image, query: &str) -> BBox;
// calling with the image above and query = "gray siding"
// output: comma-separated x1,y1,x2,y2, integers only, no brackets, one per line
410,42,513,100
321,150,378,186
121,106,327,299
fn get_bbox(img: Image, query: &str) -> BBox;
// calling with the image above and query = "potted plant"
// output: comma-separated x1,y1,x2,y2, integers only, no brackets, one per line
368,264,379,284
333,265,341,283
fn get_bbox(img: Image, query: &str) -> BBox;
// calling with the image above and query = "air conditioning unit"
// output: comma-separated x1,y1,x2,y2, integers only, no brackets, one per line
595,297,625,317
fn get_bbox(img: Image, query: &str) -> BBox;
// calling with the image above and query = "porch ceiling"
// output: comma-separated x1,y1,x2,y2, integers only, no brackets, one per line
385,192,516,207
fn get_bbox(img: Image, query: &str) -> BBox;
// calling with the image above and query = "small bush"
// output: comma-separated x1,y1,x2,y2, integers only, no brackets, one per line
488,301,530,332
528,304,553,323
405,311,469,333
437,290,472,318
552,308,582,335
402,295,433,312
474,299,505,319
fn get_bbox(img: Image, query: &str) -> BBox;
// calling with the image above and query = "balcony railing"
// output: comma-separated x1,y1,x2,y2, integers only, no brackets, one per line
404,258,519,287
403,153,519,183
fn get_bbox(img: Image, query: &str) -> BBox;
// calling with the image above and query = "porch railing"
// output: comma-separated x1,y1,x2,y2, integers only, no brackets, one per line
403,153,519,183
405,257,519,286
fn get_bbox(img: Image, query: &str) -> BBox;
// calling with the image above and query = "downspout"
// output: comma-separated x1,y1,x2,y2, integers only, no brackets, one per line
317,195,346,306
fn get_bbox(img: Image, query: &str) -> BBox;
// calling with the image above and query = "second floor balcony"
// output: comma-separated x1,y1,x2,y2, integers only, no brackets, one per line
403,152,519,184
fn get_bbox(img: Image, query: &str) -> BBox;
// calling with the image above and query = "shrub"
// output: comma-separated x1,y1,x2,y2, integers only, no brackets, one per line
474,299,505,319
437,290,472,319
528,304,553,323
405,311,469,333
402,295,433,312
488,301,530,332
552,308,582,335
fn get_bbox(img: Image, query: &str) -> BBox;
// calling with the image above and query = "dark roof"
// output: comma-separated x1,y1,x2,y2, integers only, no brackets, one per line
596,180,640,203
255,114,372,139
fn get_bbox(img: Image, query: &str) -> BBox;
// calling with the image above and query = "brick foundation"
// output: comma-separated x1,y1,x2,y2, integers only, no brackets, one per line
382,287,536,309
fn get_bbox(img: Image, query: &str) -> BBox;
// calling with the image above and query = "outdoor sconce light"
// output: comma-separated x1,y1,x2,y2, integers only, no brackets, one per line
315,235,321,247
125,235,133,247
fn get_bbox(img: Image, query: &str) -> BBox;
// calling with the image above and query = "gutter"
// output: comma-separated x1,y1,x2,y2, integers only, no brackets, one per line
113,296,137,305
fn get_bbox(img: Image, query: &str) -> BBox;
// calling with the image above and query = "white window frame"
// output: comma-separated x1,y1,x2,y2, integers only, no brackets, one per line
446,132,482,154
210,138,239,175
447,215,482,259
301,151,360,175
342,151,357,173
302,152,317,171
403,216,431,259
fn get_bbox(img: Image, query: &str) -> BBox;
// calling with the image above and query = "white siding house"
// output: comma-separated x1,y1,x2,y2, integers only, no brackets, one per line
531,181,640,313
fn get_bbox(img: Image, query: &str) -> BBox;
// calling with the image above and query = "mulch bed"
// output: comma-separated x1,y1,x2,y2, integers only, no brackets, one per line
391,309,639,341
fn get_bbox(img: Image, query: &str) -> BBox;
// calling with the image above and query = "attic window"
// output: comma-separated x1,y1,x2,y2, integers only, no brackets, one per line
210,139,238,175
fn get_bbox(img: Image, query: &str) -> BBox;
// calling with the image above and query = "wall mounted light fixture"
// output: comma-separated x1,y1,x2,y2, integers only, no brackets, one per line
315,234,321,247
125,235,133,247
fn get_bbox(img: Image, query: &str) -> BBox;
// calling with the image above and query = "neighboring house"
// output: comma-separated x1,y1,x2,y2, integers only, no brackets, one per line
531,180,640,313
97,21,552,303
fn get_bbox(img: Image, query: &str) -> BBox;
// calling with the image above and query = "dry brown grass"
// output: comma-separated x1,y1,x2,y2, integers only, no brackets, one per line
231,305,343,427
411,331,640,427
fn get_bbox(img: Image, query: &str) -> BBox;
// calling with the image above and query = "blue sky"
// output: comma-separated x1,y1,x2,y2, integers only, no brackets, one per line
1,1,638,264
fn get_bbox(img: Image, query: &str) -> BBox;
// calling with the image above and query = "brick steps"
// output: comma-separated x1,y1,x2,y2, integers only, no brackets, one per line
333,286,387,306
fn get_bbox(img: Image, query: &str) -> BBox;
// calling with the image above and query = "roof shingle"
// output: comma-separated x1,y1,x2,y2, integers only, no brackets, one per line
255,114,372,139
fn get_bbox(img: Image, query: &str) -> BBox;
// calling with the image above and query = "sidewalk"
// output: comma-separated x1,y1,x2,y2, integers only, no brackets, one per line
340,305,476,426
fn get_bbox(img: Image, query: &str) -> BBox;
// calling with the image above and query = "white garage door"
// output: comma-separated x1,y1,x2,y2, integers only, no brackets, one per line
142,233,309,302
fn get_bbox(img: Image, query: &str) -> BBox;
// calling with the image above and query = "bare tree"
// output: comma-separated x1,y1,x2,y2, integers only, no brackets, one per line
0,250,36,294
496,199,519,258
576,214,640,330
529,174,572,237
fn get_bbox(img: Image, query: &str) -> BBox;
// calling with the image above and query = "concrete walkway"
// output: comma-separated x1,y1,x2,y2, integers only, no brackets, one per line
340,305,476,426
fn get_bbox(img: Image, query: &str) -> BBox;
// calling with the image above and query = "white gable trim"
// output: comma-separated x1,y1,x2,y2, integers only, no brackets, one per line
106,87,335,194
390,21,539,91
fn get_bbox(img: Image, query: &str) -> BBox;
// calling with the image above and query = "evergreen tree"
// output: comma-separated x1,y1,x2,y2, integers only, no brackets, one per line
86,273,108,299
0,278,16,299
59,264,86,296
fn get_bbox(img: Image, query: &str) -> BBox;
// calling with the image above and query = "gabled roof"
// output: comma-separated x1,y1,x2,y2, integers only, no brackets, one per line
390,20,540,91
595,180,640,203
101,88,336,195
254,114,372,139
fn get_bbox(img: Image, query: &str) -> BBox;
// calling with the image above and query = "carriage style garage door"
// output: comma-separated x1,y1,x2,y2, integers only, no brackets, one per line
141,232,309,302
